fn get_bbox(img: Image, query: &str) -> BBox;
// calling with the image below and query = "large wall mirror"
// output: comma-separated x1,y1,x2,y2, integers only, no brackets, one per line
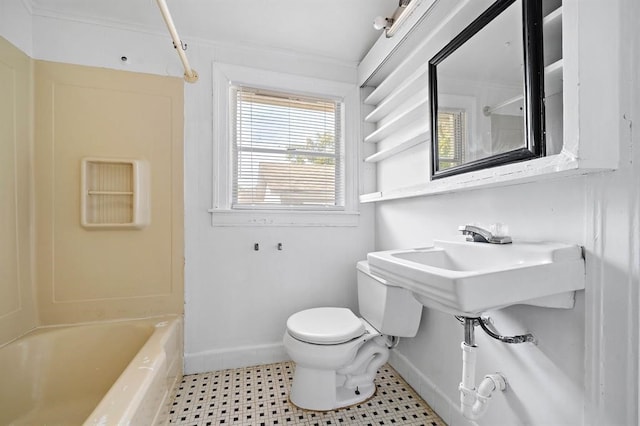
429,0,545,179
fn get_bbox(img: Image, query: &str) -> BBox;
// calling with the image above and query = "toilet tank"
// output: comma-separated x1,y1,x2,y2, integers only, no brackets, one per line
356,260,423,337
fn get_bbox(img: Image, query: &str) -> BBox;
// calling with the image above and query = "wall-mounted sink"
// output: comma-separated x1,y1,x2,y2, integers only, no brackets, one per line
367,239,585,316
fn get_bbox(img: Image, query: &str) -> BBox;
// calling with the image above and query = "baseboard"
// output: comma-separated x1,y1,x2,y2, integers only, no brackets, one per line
184,342,290,375
388,349,475,426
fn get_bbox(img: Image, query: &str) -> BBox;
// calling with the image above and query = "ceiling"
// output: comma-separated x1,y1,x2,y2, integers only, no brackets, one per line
30,0,399,63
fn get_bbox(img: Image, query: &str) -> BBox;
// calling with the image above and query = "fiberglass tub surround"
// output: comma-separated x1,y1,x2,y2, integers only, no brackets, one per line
0,316,183,426
367,231,586,317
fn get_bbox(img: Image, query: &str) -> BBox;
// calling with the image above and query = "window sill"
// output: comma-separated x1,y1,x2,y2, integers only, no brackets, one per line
208,209,360,227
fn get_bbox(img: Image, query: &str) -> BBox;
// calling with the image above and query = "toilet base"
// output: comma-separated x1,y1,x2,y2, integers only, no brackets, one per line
289,365,376,411
335,382,376,408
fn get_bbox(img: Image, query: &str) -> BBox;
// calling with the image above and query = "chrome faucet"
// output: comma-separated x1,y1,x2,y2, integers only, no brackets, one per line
458,224,512,244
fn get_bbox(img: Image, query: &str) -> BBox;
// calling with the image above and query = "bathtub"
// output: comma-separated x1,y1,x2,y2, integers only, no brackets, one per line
0,316,183,425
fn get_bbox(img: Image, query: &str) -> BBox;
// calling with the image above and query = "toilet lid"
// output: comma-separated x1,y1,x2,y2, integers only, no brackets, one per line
287,307,365,345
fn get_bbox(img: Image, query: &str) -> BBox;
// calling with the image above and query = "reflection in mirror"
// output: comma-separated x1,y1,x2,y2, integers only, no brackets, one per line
430,0,544,179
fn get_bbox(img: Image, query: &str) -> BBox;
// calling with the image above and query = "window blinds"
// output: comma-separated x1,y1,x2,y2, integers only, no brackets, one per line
231,86,344,209
437,110,466,170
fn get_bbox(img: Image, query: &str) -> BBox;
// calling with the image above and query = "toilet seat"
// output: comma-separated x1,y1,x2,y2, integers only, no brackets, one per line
286,307,365,345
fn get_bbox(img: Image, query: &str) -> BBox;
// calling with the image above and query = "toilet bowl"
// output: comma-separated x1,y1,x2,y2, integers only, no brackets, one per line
283,261,423,411
283,307,389,410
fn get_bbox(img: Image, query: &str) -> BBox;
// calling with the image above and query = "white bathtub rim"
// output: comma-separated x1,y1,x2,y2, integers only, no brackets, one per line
0,314,182,350
84,315,183,426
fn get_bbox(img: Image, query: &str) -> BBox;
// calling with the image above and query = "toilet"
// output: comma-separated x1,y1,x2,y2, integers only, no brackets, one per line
283,260,423,411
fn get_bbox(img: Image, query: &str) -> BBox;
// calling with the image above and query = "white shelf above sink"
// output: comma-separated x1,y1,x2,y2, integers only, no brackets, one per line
367,238,585,317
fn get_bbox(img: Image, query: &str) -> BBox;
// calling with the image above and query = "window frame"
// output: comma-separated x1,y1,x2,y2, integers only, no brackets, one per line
209,62,360,227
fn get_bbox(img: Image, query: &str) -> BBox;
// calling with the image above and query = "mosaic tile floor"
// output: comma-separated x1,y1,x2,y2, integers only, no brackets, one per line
168,362,446,426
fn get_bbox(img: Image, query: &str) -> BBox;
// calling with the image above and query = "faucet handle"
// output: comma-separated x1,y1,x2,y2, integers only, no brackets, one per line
490,223,510,238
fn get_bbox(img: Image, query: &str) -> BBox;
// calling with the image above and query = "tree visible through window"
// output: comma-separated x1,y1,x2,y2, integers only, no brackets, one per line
437,110,466,170
231,86,344,209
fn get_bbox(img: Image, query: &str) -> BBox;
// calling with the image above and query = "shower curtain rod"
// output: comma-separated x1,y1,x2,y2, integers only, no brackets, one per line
155,0,199,83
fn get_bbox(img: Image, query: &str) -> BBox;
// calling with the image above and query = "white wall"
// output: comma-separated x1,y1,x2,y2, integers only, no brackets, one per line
382,177,588,425
181,41,375,374
369,1,640,425
381,77,639,426
25,11,375,373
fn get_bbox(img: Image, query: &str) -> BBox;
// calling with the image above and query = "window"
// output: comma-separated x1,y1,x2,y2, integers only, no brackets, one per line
437,110,466,170
209,62,358,227
231,86,344,210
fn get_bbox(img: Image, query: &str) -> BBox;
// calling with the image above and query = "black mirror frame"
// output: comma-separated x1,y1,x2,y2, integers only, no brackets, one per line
429,0,545,180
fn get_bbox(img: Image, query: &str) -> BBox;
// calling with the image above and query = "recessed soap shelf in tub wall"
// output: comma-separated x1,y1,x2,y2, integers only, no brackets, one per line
81,158,150,229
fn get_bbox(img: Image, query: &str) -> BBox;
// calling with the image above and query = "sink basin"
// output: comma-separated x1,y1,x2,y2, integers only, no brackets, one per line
367,239,585,316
